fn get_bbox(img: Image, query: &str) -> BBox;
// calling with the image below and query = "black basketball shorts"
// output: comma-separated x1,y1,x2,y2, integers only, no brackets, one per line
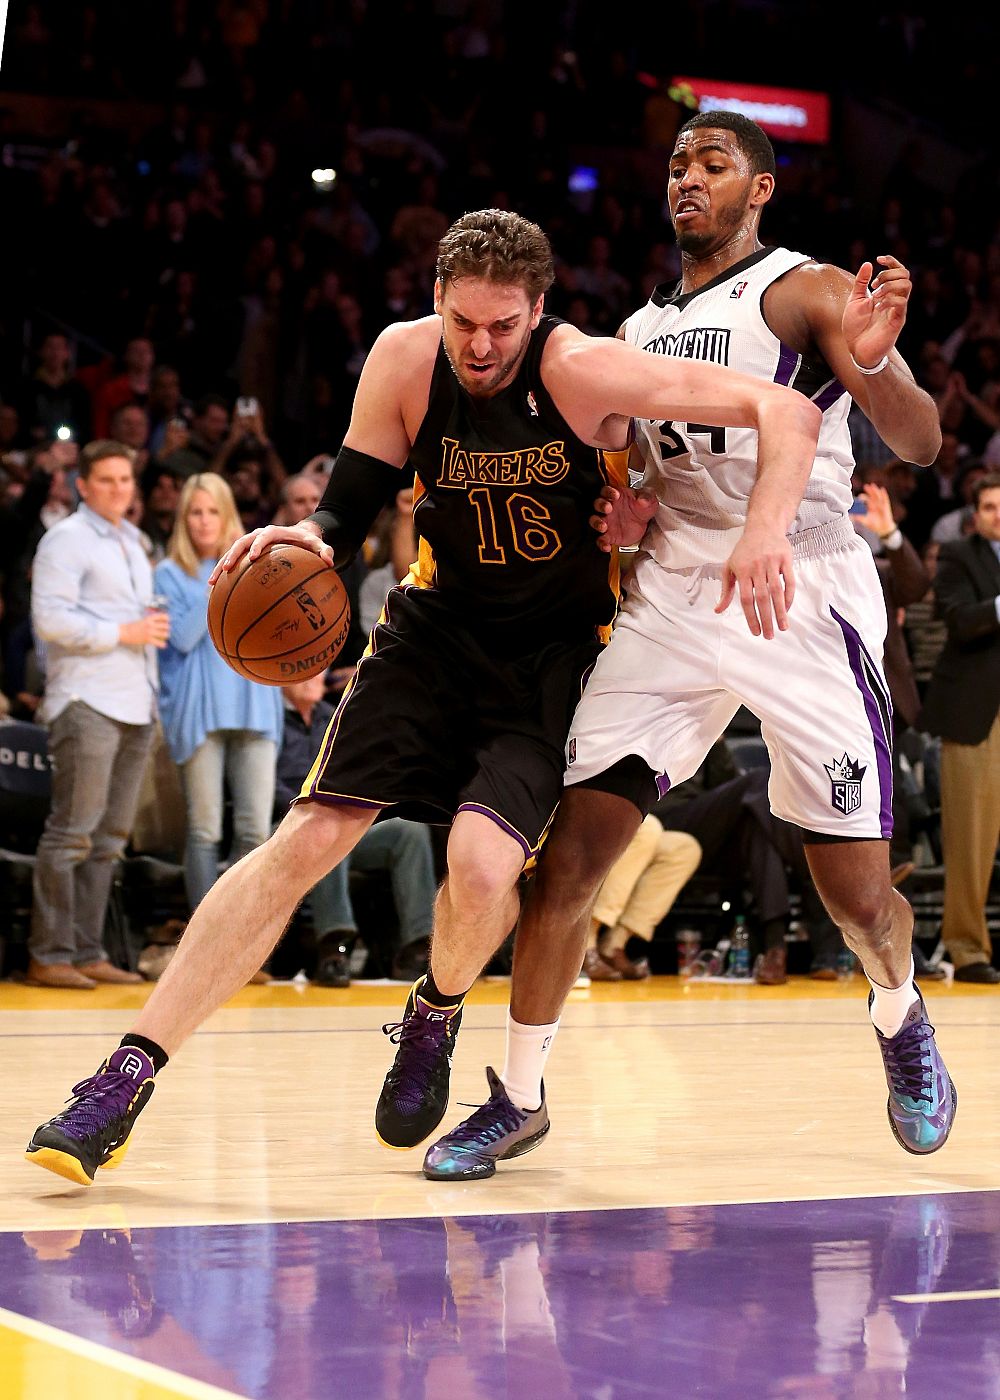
297,585,600,862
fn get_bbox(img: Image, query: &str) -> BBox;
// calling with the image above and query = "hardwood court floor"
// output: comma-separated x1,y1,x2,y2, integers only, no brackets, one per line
3,974,998,1234
2,975,999,1400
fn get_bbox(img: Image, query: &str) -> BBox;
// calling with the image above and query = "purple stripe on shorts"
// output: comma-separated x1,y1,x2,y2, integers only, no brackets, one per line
656,771,671,798
813,377,847,412
774,342,798,386
830,606,893,837
457,802,534,861
305,684,354,795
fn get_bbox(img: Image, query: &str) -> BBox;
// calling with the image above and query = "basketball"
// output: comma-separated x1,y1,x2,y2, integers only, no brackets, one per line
207,543,351,685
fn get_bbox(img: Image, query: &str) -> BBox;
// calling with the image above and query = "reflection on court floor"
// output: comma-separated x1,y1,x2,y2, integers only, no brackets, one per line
1,1191,998,1399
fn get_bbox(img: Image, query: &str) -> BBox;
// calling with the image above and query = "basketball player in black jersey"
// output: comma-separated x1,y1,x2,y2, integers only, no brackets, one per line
26,209,820,1188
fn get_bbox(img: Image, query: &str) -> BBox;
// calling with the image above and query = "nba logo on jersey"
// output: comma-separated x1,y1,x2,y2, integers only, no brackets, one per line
568,738,577,765
527,390,539,417
824,754,866,815
730,281,749,299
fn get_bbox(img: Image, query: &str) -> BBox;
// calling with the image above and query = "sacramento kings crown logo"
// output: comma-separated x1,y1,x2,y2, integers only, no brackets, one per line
824,753,866,815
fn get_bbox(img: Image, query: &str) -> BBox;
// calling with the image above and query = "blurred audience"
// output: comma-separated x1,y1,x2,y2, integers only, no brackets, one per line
582,816,701,981
19,333,92,446
0,1,997,981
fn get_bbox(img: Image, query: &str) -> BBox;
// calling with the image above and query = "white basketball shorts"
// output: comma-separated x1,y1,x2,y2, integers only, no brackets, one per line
565,522,893,839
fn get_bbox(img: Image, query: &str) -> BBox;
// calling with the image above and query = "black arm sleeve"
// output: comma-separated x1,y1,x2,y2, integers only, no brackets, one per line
309,446,406,571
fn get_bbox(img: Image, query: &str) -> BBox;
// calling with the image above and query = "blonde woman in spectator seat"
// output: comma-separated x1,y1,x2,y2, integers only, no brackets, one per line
580,815,701,981
153,473,282,976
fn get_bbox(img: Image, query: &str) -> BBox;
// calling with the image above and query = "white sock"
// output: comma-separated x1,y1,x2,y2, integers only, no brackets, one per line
868,957,918,1037
500,1012,559,1110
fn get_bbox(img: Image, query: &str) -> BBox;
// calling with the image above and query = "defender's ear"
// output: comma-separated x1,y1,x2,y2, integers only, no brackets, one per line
751,173,775,209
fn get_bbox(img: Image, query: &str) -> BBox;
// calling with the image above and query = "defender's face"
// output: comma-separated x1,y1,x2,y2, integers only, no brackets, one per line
435,277,543,398
667,128,770,256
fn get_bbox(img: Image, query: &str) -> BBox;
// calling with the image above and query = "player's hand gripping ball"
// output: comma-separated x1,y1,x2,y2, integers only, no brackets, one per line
208,543,351,685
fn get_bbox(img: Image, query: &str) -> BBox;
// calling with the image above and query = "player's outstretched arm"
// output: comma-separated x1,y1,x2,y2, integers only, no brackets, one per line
550,333,822,637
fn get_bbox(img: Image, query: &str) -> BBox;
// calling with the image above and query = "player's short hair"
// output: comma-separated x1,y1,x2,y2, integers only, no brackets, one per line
677,110,776,177
79,439,136,479
436,209,555,303
972,471,1000,508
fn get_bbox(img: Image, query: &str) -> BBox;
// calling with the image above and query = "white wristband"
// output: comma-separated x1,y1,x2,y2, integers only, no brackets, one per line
851,353,889,376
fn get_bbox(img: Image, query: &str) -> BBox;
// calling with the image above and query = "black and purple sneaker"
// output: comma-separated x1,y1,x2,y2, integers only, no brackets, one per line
423,1067,550,1180
26,1046,156,1185
871,990,957,1155
376,981,463,1149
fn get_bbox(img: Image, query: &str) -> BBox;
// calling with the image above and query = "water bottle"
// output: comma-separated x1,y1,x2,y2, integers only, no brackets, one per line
729,915,751,980
676,927,701,979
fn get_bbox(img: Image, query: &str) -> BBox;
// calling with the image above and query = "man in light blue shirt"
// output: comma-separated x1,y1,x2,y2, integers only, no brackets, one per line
28,439,169,988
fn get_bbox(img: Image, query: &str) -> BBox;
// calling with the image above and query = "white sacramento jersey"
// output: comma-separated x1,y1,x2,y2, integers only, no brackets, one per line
623,246,854,569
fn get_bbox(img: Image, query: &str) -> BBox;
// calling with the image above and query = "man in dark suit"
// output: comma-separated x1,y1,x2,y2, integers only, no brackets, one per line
920,472,1000,982
853,477,930,879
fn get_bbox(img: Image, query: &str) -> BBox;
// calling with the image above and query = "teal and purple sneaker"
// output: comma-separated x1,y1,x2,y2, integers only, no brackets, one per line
871,991,957,1155
26,1046,156,1185
423,1067,550,1180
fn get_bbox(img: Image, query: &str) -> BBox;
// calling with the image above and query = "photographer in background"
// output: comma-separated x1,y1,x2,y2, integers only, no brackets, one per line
213,395,287,522
160,394,230,478
19,333,92,446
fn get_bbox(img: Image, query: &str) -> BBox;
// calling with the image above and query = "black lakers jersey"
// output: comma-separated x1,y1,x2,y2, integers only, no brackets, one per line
407,316,628,646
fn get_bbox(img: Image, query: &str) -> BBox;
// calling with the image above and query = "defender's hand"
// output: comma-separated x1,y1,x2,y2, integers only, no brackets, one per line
716,528,796,639
590,484,658,553
843,255,911,370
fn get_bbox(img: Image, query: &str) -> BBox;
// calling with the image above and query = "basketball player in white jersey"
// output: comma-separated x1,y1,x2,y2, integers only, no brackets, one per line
422,112,955,1181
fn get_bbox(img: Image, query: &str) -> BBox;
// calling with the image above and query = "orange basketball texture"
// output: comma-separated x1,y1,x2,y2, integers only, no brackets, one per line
207,544,351,685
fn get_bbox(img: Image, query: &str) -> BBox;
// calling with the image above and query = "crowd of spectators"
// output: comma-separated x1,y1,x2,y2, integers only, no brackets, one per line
0,0,998,983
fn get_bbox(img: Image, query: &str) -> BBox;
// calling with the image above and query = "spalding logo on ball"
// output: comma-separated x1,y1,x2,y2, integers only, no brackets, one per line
207,543,351,685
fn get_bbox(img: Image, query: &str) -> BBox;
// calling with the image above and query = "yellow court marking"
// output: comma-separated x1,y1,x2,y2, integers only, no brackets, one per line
1,970,981,1014
892,1289,1000,1305
0,1308,247,1400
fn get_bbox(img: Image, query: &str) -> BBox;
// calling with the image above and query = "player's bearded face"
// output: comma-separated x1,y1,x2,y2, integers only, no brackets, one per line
437,279,542,397
668,132,758,256
673,181,752,254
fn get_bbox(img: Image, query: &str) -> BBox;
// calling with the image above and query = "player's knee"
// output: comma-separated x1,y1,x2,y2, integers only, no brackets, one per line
445,857,520,916
827,888,897,947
